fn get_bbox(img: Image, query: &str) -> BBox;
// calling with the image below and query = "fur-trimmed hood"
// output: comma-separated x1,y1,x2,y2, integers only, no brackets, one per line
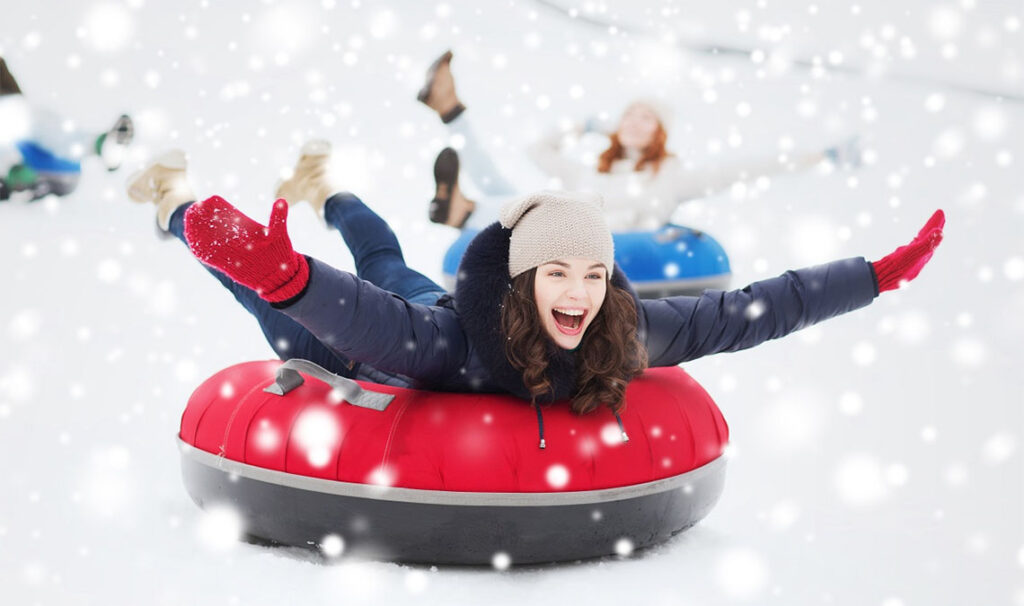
452,222,642,403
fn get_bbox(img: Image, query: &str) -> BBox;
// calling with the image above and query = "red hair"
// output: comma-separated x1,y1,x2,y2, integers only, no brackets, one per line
597,123,671,175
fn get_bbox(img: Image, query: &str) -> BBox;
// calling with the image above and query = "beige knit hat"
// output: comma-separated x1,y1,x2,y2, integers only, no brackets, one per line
499,190,615,279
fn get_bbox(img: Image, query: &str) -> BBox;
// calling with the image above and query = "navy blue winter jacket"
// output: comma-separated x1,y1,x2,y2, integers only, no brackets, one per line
278,222,879,402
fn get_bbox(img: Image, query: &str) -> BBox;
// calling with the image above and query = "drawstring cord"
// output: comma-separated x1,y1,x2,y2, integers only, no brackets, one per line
535,403,546,449
533,404,628,449
612,408,630,443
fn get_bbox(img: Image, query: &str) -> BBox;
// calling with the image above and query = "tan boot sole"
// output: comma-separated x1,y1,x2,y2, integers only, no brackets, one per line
126,150,187,204
274,140,334,219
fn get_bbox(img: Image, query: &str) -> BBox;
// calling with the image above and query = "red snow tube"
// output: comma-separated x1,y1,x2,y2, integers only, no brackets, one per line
178,359,729,565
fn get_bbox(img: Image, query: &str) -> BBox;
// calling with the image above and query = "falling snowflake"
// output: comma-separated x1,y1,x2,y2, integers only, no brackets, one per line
950,338,987,367
82,446,135,516
82,4,135,52
973,106,1007,140
760,392,822,451
196,504,244,551
546,464,570,489
614,538,634,556
715,548,769,599
745,300,766,320
293,408,340,468
492,551,511,570
1003,257,1024,281
8,309,42,340
600,423,626,446
981,433,1016,464
175,359,198,383
369,9,398,38
96,259,122,283
253,420,281,452
834,453,889,506
320,533,345,558
1,365,34,401
767,500,801,530
851,341,877,366
928,6,964,40
367,465,396,486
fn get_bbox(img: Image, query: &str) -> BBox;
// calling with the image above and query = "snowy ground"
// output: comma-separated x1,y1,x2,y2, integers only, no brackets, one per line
1,1,1022,605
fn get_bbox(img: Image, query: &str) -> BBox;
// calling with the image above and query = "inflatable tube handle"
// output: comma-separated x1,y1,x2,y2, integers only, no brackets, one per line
654,225,704,243
263,359,394,411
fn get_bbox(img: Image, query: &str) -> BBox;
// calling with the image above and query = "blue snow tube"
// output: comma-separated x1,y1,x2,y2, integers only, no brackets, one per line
443,224,732,298
15,140,82,173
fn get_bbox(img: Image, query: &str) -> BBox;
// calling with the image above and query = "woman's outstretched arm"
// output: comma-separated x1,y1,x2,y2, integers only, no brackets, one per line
276,258,469,384
184,196,471,385
525,126,586,190
640,210,944,366
664,144,850,203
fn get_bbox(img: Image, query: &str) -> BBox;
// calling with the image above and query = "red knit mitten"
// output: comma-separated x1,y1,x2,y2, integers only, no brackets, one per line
871,209,945,293
184,196,309,302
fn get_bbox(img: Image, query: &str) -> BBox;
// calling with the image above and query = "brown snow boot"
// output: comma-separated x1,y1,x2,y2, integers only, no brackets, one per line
125,150,195,232
429,147,475,228
417,50,465,124
0,57,21,95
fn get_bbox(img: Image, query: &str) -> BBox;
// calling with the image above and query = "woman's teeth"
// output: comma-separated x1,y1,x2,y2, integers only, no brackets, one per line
553,309,584,330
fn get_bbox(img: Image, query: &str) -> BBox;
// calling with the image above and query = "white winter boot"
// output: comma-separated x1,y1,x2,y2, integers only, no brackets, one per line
274,139,336,219
125,150,195,232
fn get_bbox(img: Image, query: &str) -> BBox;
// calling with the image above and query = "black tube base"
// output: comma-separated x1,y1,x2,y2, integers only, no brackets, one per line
180,455,726,566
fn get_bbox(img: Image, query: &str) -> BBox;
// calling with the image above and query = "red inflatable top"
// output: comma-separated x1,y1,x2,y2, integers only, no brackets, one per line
179,361,728,493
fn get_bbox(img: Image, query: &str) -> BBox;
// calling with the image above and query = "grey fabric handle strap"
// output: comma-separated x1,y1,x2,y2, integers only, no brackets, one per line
654,226,702,243
262,359,394,411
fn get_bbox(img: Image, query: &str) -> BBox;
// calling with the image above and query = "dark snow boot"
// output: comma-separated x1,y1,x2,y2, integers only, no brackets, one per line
429,147,474,228
417,50,465,124
0,57,21,95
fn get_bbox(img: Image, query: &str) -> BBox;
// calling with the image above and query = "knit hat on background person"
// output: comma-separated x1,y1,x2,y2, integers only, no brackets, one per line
499,191,615,279
1,57,22,95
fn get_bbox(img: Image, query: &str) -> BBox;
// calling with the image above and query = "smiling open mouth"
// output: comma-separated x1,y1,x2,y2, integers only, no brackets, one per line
552,308,586,335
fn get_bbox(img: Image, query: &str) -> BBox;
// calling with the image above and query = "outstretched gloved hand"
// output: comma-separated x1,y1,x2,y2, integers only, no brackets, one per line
871,209,945,293
184,196,309,303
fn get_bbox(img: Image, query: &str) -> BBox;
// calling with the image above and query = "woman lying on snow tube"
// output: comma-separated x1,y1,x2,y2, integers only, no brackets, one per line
128,140,944,564
179,359,729,564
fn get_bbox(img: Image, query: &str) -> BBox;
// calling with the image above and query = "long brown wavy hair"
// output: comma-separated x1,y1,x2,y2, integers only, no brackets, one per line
500,268,649,414
597,123,671,175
